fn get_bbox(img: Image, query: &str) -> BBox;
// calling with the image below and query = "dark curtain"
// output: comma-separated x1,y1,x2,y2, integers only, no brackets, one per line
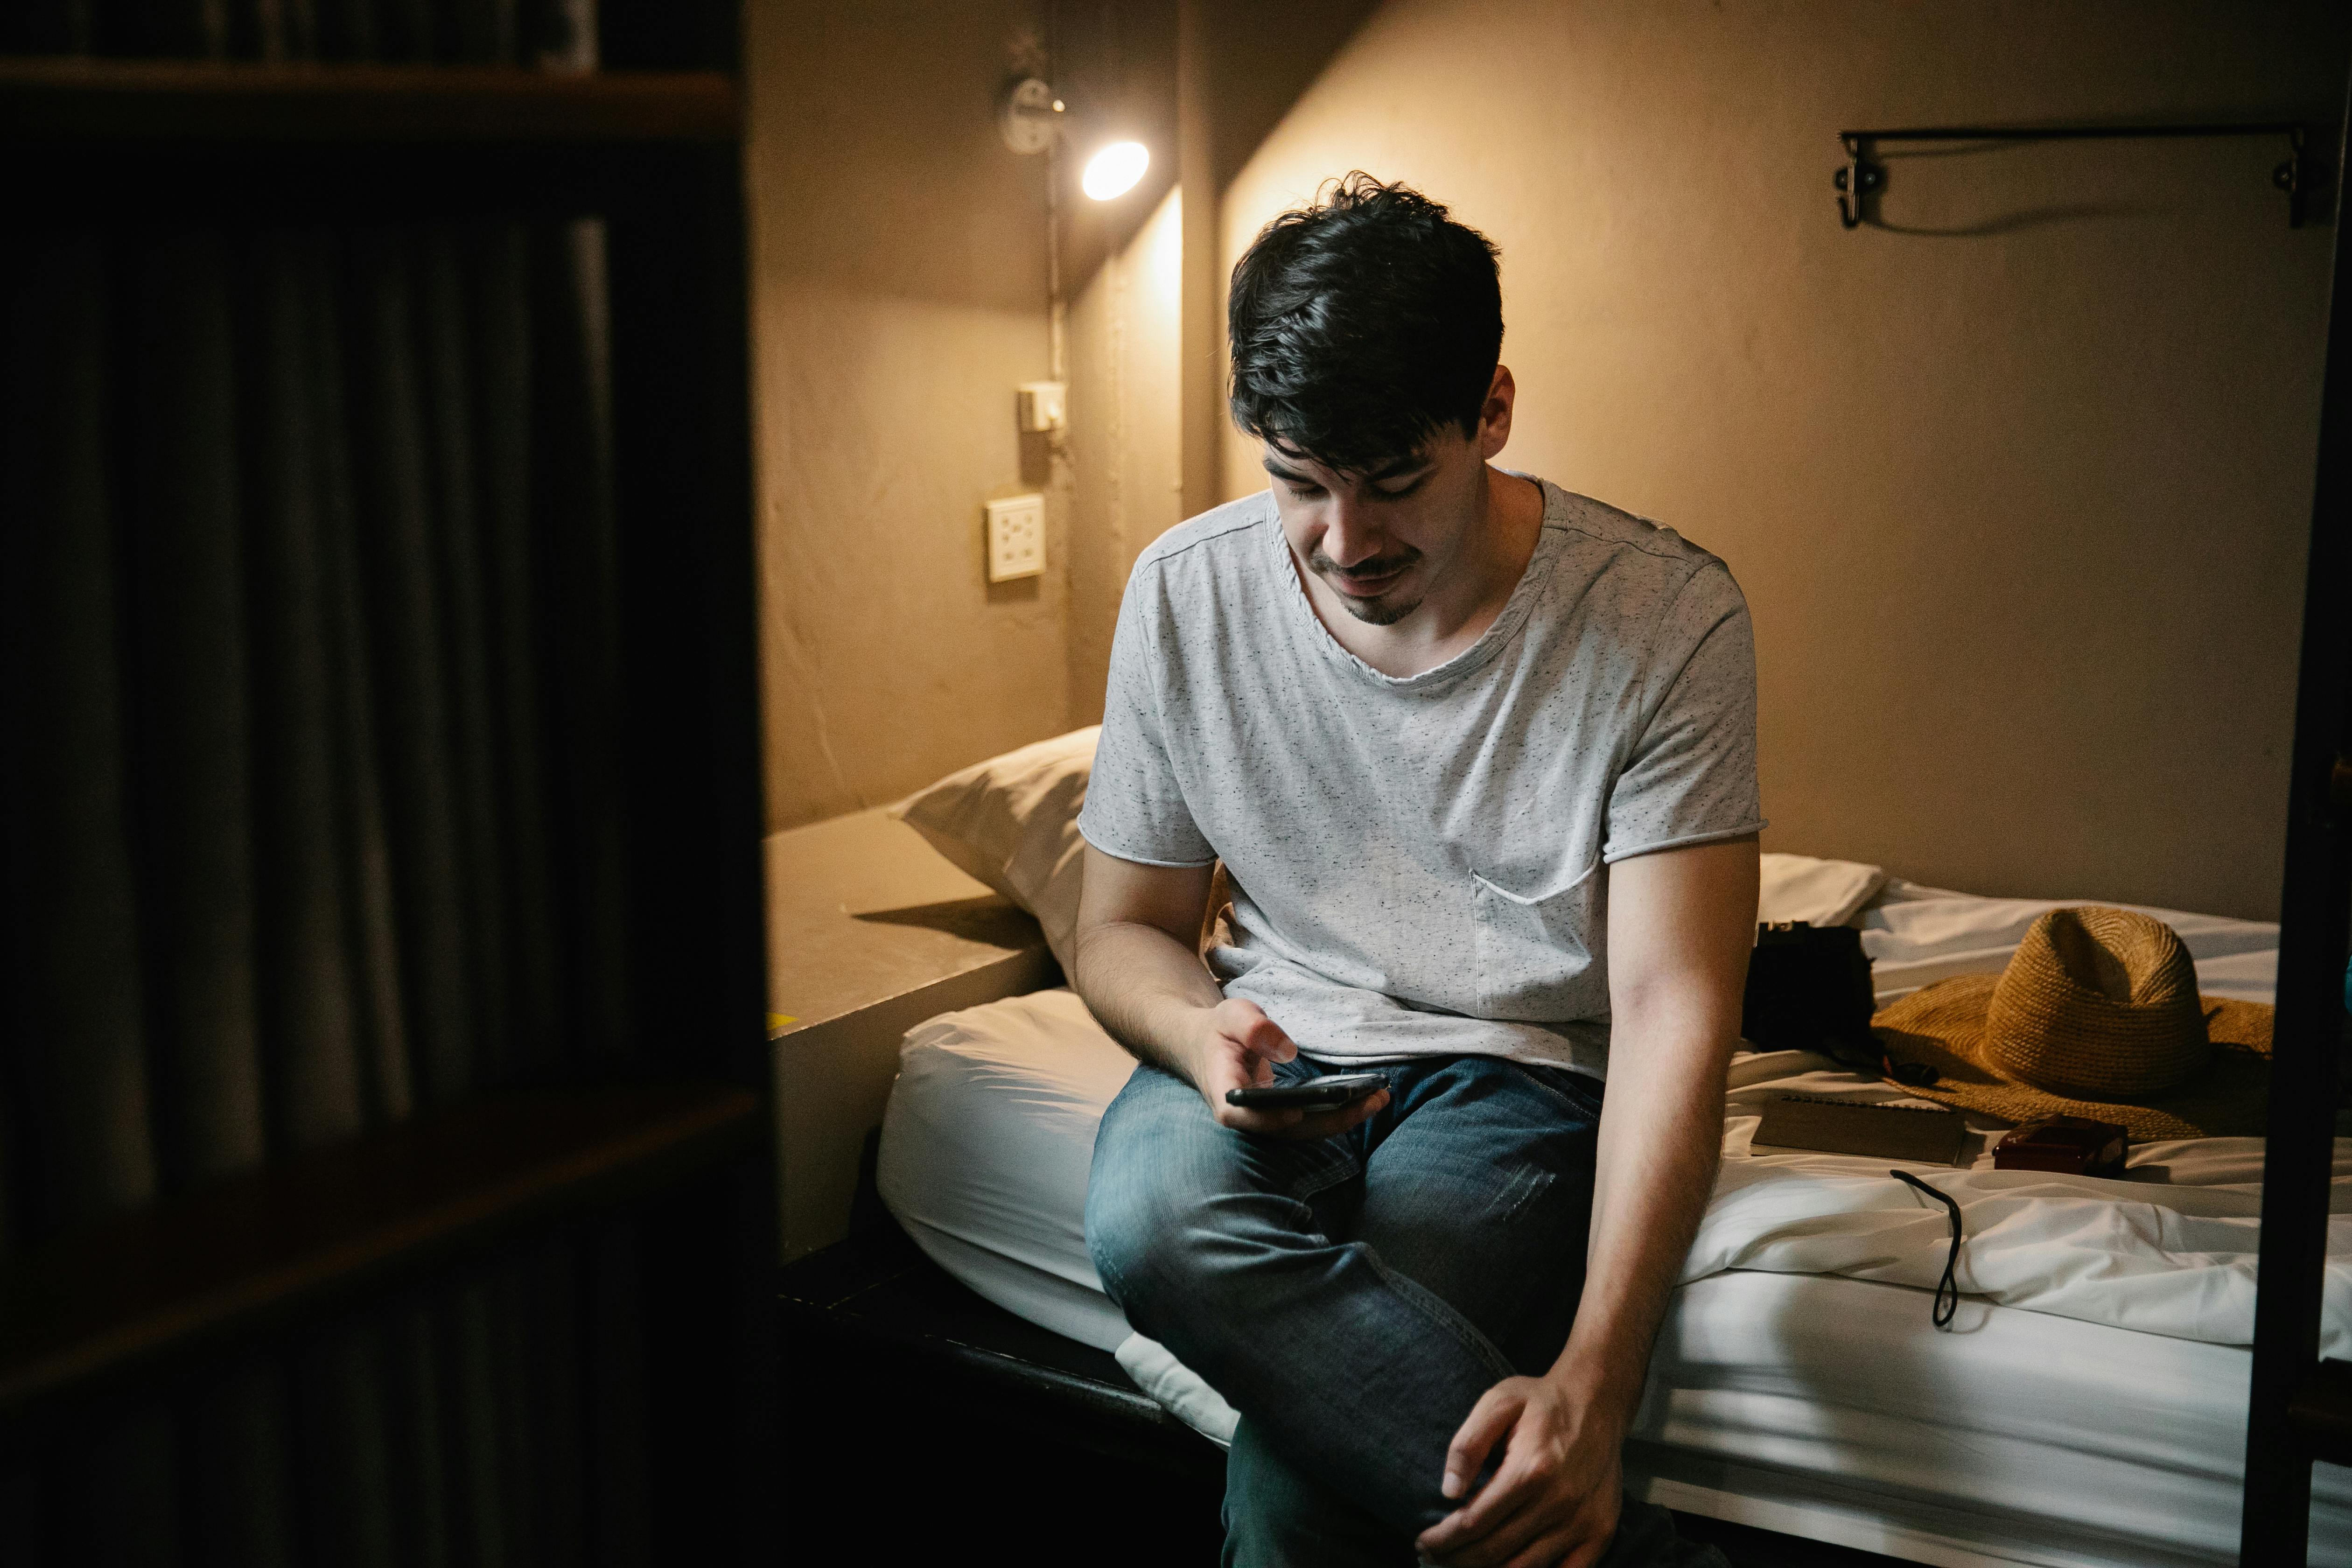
0,217,654,1566
0,0,599,68
0,8,695,1563
0,217,628,1228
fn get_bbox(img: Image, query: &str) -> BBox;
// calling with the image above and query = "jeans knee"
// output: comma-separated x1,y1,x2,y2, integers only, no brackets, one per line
1086,1065,1345,1337
1083,1169,1197,1318
1085,1070,1225,1317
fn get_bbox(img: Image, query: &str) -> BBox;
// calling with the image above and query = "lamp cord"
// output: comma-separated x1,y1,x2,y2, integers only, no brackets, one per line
1043,0,1065,382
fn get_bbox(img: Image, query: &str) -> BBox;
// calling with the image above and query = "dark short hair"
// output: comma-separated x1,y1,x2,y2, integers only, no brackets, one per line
1227,173,1503,475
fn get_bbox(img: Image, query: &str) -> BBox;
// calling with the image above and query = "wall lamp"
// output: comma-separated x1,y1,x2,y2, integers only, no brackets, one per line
1000,75,1150,200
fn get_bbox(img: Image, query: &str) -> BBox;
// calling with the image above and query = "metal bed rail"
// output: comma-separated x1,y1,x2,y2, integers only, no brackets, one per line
2243,63,2352,1568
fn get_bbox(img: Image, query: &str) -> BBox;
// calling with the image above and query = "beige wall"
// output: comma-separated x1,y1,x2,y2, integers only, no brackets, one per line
747,2,1070,831
1218,0,2344,919
1064,186,1187,726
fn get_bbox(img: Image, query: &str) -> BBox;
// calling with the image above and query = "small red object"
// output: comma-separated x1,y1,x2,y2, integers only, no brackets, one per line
1993,1115,2128,1176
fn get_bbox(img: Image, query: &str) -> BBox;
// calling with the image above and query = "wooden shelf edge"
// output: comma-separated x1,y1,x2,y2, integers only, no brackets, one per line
0,59,739,144
0,1080,766,1424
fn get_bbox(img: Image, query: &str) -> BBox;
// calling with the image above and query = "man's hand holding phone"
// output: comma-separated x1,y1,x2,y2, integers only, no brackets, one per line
1190,997,1388,1139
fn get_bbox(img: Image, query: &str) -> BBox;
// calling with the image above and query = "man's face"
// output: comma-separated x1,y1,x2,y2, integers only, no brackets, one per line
1263,421,1494,628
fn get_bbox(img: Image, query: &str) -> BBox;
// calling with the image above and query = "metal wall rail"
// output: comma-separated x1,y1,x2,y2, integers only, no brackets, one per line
2243,70,2352,1568
1833,120,2311,228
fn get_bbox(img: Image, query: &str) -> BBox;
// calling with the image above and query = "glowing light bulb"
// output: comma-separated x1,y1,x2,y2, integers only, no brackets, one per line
1081,140,1149,201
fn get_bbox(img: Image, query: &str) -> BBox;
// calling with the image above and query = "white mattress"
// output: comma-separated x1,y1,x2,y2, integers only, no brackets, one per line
873,881,2346,1567
877,987,1135,1351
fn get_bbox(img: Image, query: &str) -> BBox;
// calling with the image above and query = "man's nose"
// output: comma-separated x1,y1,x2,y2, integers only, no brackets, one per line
1321,493,1387,567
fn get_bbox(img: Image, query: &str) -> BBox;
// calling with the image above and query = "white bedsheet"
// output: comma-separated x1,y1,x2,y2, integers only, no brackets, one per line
876,987,1134,1351
1709,1057,2352,1356
872,877,2338,1566
1697,1137,2352,1354
1631,1271,2352,1568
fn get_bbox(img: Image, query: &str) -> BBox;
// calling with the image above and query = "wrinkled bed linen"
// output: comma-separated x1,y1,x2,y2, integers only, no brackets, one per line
1630,1270,2352,1568
872,868,2327,1563
1695,881,2316,1352
881,1002,2345,1365
1714,1052,2352,1353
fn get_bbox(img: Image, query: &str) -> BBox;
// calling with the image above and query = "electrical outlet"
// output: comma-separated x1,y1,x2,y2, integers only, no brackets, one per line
985,494,1046,582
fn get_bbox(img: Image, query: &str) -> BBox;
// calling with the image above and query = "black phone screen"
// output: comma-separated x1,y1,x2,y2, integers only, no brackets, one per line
1225,1072,1388,1111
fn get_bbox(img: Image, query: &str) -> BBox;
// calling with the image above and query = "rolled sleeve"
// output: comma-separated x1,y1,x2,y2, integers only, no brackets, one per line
1602,564,1766,862
1077,572,1216,867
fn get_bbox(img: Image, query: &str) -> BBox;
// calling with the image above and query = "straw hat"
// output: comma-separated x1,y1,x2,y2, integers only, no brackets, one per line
1872,906,2274,1140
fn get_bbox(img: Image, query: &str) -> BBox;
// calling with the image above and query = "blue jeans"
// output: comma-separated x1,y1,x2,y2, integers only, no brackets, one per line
1085,1053,1725,1568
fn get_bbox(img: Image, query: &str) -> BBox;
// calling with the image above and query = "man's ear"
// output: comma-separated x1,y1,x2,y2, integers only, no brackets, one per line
1476,365,1517,459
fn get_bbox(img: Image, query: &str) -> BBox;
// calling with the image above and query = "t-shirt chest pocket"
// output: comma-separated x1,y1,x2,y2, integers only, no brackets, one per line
1470,860,1605,1021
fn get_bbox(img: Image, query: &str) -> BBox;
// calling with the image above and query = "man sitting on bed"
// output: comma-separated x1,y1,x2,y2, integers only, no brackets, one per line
1072,174,1757,1568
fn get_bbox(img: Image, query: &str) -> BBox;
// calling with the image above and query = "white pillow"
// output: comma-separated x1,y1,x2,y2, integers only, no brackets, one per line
892,727,1097,973
1758,852,1887,929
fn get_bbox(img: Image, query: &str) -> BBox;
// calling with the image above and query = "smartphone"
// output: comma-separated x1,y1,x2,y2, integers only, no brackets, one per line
1225,1072,1389,1111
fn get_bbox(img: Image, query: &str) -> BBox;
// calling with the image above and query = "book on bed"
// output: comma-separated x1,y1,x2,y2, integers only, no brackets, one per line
1750,1094,1967,1164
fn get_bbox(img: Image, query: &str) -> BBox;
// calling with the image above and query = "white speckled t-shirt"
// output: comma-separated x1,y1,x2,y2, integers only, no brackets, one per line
1076,477,1764,1079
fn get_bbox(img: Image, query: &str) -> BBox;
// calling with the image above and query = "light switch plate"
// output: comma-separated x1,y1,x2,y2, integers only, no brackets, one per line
985,494,1046,582
1016,381,1066,433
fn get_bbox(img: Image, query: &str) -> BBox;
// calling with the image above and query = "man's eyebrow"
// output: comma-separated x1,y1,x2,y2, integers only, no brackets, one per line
1366,455,1433,482
1263,451,1430,484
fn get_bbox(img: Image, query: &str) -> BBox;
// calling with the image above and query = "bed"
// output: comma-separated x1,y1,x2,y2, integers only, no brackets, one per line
872,854,2352,1568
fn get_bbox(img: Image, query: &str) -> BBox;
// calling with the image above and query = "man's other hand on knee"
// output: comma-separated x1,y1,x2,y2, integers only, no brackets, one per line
1414,1372,1626,1568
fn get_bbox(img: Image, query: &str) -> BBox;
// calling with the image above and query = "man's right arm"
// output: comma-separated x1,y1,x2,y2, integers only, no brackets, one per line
1070,843,1387,1140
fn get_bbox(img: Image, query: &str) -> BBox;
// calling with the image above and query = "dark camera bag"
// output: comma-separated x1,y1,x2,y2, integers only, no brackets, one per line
1741,921,1885,1071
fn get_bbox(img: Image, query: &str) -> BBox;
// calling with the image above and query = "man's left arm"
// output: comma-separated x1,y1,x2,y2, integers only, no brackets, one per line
1417,834,1757,1568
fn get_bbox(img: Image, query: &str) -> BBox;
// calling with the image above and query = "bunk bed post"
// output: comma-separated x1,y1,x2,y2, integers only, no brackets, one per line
2243,64,2352,1568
